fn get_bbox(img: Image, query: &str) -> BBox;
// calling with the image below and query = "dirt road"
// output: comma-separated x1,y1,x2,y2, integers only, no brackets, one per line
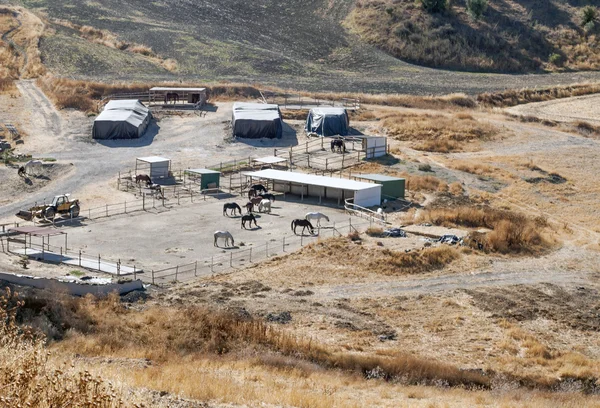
0,81,299,222
506,94,600,125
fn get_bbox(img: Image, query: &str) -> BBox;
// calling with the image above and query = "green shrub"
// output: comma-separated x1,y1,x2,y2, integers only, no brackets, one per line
420,0,447,13
467,0,488,20
549,53,563,66
581,6,597,27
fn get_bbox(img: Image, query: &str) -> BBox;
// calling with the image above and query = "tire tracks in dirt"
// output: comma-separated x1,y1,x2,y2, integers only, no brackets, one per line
16,80,62,137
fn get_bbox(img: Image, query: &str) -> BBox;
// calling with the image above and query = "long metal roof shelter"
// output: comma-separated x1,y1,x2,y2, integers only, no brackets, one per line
243,169,381,207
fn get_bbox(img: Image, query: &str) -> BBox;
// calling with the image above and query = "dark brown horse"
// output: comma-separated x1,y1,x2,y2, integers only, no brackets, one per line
291,219,315,235
165,92,180,104
259,193,276,202
248,188,258,200
251,184,267,194
331,139,346,153
223,202,242,216
135,174,151,185
241,213,258,229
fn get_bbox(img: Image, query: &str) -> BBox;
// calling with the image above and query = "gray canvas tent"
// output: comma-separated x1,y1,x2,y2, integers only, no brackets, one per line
232,102,282,139
92,100,152,140
305,107,349,137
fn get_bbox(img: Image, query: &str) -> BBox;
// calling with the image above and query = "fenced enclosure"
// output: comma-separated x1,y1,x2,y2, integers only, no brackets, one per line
261,91,360,110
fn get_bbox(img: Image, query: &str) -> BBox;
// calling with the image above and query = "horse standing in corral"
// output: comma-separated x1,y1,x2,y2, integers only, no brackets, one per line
165,92,180,104
291,219,315,235
135,174,152,185
214,231,234,247
259,193,276,202
305,212,329,227
223,202,242,216
245,202,254,213
241,213,258,229
248,189,258,200
331,139,346,153
251,184,268,194
258,199,271,213
248,196,263,211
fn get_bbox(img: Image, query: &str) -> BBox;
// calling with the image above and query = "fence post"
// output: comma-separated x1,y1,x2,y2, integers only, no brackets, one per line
175,265,179,281
194,261,197,277
301,234,303,246
152,269,155,285
349,217,352,233
211,256,214,273
282,237,285,252
143,193,146,211
230,252,233,268
133,264,136,280
105,204,108,217
249,247,252,263
117,259,120,276
325,158,328,171
79,250,81,266
124,201,127,214
98,254,101,271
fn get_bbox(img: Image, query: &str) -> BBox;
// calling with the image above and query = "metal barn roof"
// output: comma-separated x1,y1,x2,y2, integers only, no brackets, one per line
137,156,170,163
252,156,288,164
243,169,379,191
186,168,221,175
356,174,406,182
149,87,206,92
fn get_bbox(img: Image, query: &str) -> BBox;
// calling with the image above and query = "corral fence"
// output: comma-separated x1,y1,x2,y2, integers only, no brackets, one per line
261,91,360,110
274,136,388,174
147,217,375,286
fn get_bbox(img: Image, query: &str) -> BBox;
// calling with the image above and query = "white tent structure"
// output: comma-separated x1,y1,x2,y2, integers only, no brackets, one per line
244,169,381,207
92,100,152,140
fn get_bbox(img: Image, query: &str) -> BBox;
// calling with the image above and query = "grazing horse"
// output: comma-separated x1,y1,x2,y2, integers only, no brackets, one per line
241,213,258,229
214,231,234,247
305,212,329,227
259,193,276,202
248,189,258,200
17,166,26,177
249,196,263,210
251,184,267,194
165,92,180,104
258,199,271,213
291,219,315,235
135,174,151,185
331,139,346,153
223,202,242,216
245,201,254,213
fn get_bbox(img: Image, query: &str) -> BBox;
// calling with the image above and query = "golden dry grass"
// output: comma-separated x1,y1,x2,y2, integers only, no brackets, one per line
369,246,461,275
0,288,132,407
478,82,600,107
450,161,496,176
380,112,498,152
417,206,555,254
354,162,448,193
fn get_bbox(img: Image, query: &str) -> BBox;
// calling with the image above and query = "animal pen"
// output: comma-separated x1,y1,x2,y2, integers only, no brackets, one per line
243,169,382,207
136,156,171,179
148,87,207,107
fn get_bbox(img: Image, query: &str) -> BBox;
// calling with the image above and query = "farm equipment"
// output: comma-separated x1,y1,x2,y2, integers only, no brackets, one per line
16,194,81,221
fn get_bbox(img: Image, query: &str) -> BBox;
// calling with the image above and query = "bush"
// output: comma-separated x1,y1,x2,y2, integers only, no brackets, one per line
420,0,447,13
467,0,488,20
582,6,598,27
549,53,563,66
418,163,432,172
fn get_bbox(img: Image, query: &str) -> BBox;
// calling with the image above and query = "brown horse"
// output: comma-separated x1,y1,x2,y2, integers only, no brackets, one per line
249,196,263,210
248,188,258,200
165,92,180,104
241,213,258,229
135,174,151,185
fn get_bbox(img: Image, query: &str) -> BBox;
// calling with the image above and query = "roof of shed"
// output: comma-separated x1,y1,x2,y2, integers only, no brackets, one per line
243,169,380,191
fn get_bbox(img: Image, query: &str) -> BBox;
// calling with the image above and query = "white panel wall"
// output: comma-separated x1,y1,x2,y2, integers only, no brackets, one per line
354,185,381,207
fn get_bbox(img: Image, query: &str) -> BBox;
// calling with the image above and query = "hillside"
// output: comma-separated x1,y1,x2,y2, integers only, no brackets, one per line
346,0,600,73
2,0,600,94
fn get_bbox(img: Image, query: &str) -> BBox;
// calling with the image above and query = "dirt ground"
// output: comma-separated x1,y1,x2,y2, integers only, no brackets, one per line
506,94,600,125
2,80,600,406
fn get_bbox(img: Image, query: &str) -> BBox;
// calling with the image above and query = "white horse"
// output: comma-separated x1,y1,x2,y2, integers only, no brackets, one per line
305,212,330,227
214,231,234,247
258,199,271,213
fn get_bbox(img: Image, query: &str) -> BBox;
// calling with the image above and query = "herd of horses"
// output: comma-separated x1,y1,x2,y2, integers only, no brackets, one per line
214,184,331,248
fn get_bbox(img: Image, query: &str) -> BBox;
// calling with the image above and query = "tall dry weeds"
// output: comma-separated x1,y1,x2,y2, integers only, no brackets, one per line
0,288,131,407
478,83,600,107
418,206,554,254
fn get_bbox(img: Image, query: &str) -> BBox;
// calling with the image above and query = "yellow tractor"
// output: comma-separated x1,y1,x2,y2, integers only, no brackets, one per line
16,194,81,221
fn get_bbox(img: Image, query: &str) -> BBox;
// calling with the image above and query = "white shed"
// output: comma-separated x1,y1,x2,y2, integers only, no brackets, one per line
136,156,171,179
243,169,381,207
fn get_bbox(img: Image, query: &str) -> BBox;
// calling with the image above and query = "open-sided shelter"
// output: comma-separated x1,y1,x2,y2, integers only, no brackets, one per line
244,169,381,207
92,100,151,140
305,107,349,137
232,102,282,139
136,156,171,179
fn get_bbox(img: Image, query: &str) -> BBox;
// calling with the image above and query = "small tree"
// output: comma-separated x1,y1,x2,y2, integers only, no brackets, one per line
421,0,447,13
467,0,488,20
582,6,598,26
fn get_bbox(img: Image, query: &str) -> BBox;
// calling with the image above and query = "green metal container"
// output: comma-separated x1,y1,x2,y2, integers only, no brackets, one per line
356,174,405,199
